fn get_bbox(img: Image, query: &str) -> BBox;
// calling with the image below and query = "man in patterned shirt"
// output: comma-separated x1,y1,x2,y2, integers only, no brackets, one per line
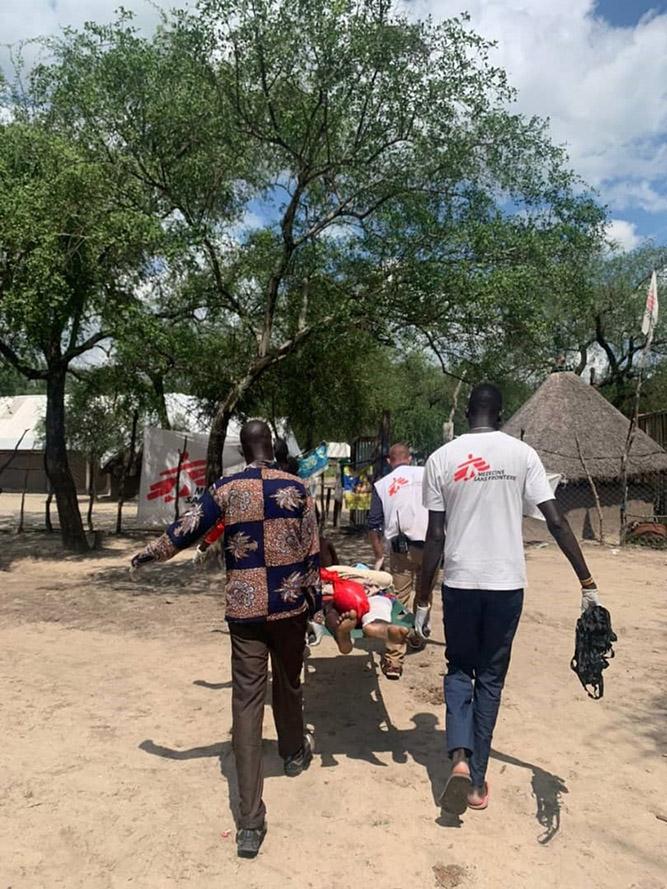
131,420,321,859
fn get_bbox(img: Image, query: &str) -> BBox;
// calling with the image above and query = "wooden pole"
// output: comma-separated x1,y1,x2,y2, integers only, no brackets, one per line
116,410,139,535
620,355,647,544
87,453,96,532
0,429,29,481
575,433,605,545
174,435,188,522
18,463,29,533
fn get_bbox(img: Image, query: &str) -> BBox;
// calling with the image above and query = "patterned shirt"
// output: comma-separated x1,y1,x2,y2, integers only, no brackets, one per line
143,464,321,623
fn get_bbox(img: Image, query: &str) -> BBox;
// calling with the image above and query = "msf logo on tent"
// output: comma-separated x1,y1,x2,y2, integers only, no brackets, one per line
147,452,207,503
454,454,491,482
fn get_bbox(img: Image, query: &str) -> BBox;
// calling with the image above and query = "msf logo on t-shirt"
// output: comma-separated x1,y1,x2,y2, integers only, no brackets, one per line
388,476,409,496
453,454,491,482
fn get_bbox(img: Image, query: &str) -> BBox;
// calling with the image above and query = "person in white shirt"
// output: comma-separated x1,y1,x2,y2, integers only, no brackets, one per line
368,443,429,680
416,383,600,815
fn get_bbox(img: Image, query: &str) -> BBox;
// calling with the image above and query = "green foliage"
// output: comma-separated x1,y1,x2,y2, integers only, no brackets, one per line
0,362,46,396
63,366,155,459
241,331,534,456
239,326,390,447
0,0,615,496
544,243,667,410
0,121,160,371
27,1,606,442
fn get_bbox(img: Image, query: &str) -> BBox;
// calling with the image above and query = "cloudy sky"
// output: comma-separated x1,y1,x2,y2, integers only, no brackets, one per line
2,0,666,251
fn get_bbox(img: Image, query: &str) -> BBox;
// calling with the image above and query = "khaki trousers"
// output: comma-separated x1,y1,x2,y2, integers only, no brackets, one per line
385,544,423,668
230,612,307,829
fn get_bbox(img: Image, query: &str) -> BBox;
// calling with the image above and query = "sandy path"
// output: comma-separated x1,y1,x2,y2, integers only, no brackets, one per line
1,532,666,889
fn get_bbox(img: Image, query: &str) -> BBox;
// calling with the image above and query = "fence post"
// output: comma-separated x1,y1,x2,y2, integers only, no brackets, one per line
18,463,29,533
174,436,188,522
575,433,605,545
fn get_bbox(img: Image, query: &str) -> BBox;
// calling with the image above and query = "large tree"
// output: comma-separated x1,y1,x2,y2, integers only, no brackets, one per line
0,122,158,550
576,244,667,409
33,0,605,481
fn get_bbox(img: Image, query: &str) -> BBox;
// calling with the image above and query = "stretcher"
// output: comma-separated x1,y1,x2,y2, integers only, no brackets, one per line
322,597,415,639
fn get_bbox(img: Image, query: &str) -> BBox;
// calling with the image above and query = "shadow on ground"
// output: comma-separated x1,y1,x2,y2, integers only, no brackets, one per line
140,646,568,842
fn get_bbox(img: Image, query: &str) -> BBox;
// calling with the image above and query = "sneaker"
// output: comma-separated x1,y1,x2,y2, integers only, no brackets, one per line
236,823,266,859
283,732,314,777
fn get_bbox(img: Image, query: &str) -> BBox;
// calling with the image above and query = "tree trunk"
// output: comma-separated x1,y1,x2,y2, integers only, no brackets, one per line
44,369,89,552
443,375,466,442
206,404,234,485
206,375,258,483
150,373,171,430
205,334,320,484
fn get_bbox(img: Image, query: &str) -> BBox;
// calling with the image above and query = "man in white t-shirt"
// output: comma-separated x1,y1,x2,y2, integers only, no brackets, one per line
368,443,429,679
416,383,600,815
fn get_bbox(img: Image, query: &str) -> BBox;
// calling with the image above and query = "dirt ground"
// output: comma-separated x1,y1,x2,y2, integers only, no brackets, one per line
1,495,666,889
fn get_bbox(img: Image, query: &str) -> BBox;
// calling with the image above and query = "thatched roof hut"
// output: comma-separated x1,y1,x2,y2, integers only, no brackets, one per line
502,372,667,482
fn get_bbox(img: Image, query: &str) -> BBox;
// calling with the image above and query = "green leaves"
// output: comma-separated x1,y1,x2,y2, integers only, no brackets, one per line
1,0,613,450
0,122,160,365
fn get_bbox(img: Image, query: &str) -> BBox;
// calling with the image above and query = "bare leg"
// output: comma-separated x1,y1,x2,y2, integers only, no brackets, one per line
362,620,409,645
452,748,470,774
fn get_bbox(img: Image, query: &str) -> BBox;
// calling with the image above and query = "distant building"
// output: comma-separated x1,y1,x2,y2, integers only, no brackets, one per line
503,372,667,541
0,395,89,493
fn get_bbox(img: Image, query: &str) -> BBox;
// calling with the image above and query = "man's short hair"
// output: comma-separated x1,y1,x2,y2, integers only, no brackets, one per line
388,442,411,462
240,419,272,449
467,383,503,415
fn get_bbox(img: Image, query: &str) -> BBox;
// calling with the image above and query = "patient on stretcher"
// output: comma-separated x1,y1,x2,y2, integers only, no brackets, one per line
320,564,410,655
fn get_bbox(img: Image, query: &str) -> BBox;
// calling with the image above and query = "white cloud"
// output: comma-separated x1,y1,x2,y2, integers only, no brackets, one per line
0,1,190,72
603,179,667,213
606,218,642,251
399,0,667,214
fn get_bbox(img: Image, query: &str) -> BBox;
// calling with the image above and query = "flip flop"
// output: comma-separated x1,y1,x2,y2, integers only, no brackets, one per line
439,765,472,815
467,782,489,811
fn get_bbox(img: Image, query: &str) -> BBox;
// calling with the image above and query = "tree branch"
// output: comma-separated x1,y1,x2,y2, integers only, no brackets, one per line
594,314,619,377
415,327,469,384
64,330,111,363
0,341,47,380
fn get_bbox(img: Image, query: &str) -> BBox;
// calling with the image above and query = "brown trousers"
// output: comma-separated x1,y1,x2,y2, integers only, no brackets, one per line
230,611,308,829
384,544,424,667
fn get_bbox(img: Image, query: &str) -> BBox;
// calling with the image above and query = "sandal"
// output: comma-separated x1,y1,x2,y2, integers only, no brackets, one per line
380,657,403,680
439,762,472,815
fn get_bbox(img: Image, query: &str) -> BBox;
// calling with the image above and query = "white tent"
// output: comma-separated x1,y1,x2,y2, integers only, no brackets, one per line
0,395,45,450
326,441,351,459
137,401,301,525
0,395,91,493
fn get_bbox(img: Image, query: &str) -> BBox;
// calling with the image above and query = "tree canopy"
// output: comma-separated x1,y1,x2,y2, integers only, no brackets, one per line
4,0,664,551
29,0,607,473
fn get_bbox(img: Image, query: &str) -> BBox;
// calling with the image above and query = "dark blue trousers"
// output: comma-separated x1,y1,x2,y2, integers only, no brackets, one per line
442,585,524,788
